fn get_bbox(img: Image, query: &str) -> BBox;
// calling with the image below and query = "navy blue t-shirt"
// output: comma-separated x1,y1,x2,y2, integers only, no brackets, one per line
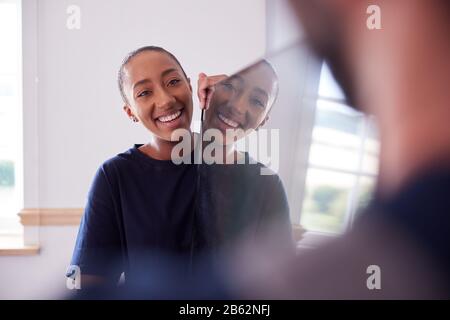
70,145,291,282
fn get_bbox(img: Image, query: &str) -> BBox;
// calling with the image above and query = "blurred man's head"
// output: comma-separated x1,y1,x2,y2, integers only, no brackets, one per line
289,0,449,111
289,0,450,196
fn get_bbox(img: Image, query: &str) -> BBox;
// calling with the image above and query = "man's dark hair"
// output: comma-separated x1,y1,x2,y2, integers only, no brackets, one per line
117,46,188,104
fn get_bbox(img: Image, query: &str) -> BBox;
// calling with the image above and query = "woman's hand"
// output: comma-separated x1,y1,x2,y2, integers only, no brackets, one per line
197,72,228,110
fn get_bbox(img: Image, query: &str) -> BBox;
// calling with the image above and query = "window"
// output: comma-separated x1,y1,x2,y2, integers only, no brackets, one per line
0,0,23,234
299,63,379,234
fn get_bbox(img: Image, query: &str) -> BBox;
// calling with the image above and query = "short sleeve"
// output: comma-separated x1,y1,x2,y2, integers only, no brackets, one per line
69,165,123,282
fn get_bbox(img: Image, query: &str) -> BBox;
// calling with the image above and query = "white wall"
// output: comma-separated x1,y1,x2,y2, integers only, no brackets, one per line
35,0,266,208
0,226,79,299
0,0,266,299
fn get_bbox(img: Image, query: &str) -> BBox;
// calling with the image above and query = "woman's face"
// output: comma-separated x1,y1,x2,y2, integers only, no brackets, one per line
123,51,193,141
204,62,277,144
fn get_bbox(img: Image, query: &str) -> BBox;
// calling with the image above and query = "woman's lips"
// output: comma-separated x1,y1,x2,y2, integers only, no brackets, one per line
216,112,240,129
157,109,182,123
156,109,185,129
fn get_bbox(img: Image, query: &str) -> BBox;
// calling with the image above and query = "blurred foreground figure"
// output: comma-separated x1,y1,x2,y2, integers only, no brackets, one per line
226,0,450,299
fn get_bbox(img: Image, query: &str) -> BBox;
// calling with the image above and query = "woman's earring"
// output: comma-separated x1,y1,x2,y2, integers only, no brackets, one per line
131,116,138,123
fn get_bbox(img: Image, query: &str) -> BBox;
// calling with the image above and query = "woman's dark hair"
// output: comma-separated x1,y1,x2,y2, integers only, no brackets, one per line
117,46,188,104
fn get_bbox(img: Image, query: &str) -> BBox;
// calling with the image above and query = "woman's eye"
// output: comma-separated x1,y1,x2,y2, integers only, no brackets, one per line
168,79,181,86
221,82,235,91
250,97,265,108
137,90,151,98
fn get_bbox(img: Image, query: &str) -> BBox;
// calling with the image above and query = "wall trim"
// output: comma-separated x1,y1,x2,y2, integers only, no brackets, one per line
19,208,83,226
17,208,306,241
0,246,40,256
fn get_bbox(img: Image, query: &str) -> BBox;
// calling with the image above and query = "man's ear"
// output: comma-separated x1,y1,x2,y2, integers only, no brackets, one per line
257,115,270,129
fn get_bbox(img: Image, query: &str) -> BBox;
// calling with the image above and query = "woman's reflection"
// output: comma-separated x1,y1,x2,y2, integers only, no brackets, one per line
196,61,292,251
202,60,278,146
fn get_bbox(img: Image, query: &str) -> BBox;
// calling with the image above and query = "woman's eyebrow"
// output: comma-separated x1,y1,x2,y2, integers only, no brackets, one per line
133,78,151,90
132,68,180,91
160,68,179,77
252,87,269,100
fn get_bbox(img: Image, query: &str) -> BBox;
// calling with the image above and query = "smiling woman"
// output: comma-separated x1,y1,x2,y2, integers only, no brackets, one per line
118,47,192,143
70,46,199,285
69,46,293,287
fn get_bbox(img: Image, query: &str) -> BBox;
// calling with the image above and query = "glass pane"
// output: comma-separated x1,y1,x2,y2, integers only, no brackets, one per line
0,3,20,74
308,143,360,172
0,158,21,233
309,100,364,172
0,75,16,97
361,151,379,176
314,111,361,137
0,1,22,234
361,119,380,175
300,168,355,233
356,176,376,212
314,99,363,145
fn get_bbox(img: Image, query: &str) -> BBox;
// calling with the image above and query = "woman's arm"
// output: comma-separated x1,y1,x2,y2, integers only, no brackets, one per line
69,164,124,285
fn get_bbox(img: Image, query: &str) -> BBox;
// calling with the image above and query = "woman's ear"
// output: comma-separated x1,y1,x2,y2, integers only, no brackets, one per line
123,105,132,117
123,105,138,122
187,77,192,92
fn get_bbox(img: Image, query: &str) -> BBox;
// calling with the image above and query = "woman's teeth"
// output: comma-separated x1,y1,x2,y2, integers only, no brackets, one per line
218,113,239,128
158,110,182,123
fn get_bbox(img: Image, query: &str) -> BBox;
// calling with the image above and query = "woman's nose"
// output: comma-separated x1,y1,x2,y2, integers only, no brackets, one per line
229,94,248,115
154,87,176,109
